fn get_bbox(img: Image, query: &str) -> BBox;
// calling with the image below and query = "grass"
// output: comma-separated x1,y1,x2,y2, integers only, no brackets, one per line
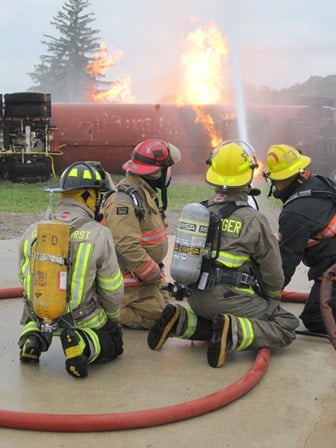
0,179,57,212
0,177,279,213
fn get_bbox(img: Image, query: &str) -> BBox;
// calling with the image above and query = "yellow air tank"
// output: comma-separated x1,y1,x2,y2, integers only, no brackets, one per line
32,220,70,324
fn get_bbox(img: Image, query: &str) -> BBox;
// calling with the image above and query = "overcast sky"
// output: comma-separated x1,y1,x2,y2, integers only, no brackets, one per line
1,0,335,103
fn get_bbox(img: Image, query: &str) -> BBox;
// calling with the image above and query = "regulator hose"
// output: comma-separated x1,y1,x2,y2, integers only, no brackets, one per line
0,348,270,432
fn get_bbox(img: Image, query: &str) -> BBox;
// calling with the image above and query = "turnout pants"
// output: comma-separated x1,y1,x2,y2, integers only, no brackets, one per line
120,280,172,329
187,285,299,349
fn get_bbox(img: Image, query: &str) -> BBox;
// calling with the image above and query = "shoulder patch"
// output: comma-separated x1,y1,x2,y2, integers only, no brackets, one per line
116,206,129,215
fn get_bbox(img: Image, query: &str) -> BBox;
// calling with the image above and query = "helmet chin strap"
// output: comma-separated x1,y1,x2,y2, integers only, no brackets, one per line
95,192,105,222
143,168,169,211
270,175,303,202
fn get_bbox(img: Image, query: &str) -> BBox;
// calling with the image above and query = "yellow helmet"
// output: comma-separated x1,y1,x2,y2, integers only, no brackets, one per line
205,140,257,188
264,144,311,181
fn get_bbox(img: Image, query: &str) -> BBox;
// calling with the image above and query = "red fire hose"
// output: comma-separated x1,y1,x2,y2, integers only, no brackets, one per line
320,264,336,350
0,288,310,302
0,286,331,432
0,287,23,299
0,286,271,432
280,290,308,303
0,348,270,432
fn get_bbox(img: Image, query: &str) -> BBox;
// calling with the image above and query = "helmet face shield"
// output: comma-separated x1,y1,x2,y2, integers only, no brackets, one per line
167,143,182,165
205,140,257,188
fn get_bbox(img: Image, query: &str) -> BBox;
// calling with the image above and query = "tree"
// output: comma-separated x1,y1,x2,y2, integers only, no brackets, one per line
28,0,101,102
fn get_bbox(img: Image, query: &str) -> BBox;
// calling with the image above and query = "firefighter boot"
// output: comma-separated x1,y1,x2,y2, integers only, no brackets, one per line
187,315,213,341
147,304,181,350
19,333,42,363
61,329,89,378
207,314,232,368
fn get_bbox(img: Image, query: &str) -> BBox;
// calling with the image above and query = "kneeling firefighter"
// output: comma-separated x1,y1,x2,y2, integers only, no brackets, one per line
263,144,336,337
148,140,299,367
18,161,124,378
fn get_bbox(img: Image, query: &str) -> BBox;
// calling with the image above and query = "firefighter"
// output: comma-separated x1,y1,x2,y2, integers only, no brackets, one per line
263,144,336,333
18,161,124,378
148,140,299,368
103,139,181,329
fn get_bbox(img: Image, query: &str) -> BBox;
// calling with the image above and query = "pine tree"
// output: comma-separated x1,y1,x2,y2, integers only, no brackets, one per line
28,0,101,102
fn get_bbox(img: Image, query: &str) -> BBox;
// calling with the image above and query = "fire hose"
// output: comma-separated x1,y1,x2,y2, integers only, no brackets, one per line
1,287,333,344
0,285,270,432
319,264,336,350
0,287,24,299
0,348,270,432
0,286,332,432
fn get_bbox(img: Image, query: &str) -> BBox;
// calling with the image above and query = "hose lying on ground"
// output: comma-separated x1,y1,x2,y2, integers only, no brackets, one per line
0,348,270,432
320,264,336,350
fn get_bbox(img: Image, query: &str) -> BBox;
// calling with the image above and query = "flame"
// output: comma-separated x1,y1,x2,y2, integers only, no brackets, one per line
194,106,236,147
86,42,122,76
254,160,264,181
86,42,135,103
177,23,233,147
177,23,229,106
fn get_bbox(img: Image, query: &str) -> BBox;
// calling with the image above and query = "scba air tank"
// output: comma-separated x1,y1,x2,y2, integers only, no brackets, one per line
32,221,70,324
170,203,210,286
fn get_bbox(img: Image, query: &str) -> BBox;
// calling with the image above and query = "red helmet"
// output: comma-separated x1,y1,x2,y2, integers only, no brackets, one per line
122,139,181,175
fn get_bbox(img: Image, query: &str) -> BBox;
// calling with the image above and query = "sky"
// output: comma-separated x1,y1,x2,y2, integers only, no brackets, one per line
1,0,335,103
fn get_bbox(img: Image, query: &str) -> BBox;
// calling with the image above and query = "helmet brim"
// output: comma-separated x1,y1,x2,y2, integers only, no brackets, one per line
205,166,253,188
44,184,114,193
122,160,162,175
44,185,63,193
266,154,311,180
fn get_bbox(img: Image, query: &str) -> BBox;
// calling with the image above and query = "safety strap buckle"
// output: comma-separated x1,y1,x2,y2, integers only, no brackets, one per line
238,272,252,285
216,268,254,287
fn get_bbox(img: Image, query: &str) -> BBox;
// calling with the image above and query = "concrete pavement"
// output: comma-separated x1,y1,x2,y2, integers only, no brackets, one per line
0,238,335,448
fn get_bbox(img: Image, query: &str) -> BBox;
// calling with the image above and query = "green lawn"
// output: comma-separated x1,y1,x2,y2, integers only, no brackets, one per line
0,177,278,213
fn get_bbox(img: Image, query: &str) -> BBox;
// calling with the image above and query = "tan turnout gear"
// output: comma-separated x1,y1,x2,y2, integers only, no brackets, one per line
18,161,124,378
104,174,171,329
103,139,180,329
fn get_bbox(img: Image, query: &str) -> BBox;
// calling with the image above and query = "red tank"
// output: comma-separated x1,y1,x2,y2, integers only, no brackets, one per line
1,95,335,181
50,102,306,175
51,103,234,175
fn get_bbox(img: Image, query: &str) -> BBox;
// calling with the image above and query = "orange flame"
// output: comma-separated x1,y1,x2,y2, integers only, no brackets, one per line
177,23,229,106
86,43,122,76
177,23,234,148
254,160,264,181
86,42,135,103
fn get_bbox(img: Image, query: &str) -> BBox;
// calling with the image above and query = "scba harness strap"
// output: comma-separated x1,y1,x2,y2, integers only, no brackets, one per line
284,175,336,207
215,267,256,287
206,200,250,260
103,183,145,219
197,200,252,290
117,184,145,219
